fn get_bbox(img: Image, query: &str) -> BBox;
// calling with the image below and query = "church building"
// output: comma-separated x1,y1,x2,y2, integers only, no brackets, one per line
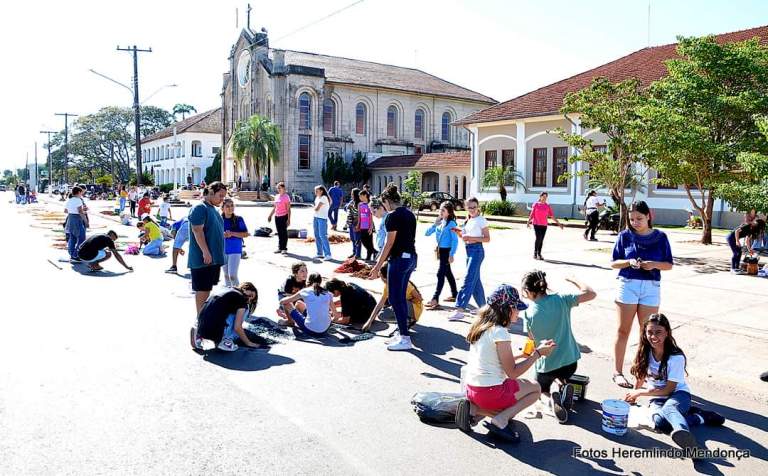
220,27,495,198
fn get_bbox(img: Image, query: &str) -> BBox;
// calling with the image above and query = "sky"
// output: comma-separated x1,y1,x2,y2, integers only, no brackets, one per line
1,0,766,171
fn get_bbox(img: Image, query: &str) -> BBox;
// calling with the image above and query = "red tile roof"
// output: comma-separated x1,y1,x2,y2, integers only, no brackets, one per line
143,108,222,142
456,25,768,125
368,151,470,169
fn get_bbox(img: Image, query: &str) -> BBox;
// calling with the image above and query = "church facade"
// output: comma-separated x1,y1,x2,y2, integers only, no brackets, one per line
220,28,495,197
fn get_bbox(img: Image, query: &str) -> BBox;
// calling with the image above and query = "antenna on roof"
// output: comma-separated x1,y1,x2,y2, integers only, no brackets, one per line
647,0,651,47
235,8,239,29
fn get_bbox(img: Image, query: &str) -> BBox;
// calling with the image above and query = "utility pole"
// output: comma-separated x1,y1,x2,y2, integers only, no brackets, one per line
117,45,152,185
55,113,78,185
40,130,56,188
34,142,38,192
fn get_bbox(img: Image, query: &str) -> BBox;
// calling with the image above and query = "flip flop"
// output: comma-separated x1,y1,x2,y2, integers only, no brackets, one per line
612,373,633,389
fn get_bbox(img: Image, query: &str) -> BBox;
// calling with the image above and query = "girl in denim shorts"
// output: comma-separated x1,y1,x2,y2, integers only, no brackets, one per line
610,201,673,389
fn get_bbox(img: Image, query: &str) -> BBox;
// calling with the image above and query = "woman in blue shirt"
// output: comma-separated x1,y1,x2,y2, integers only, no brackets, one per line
610,201,673,388
425,201,459,309
221,198,249,287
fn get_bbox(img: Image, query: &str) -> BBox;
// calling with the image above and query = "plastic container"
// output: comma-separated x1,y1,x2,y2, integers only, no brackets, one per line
601,399,630,436
566,374,590,402
298,229,308,239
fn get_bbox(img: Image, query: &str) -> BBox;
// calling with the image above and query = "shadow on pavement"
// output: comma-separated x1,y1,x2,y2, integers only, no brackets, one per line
71,264,130,277
411,324,469,379
690,394,768,461
673,256,730,274
542,259,611,271
203,348,294,371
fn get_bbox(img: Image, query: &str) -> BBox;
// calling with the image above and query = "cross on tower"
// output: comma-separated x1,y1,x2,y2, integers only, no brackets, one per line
247,3,251,30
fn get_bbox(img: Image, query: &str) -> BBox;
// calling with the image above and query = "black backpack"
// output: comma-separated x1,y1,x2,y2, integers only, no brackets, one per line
411,392,464,428
254,226,272,237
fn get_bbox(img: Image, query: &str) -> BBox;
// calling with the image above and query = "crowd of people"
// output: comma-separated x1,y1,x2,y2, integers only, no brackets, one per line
33,178,751,454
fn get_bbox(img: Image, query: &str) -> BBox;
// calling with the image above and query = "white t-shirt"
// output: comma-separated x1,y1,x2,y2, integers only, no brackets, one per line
462,215,489,238
464,326,510,387
298,288,332,333
585,196,602,210
644,352,690,393
128,190,137,201
65,197,83,214
314,195,330,220
159,202,171,217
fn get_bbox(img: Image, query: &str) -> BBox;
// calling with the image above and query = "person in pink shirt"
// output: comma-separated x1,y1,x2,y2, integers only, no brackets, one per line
268,182,291,255
527,192,563,260
357,190,377,261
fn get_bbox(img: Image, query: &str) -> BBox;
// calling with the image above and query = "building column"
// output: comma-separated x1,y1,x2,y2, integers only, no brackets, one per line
515,121,526,190
469,126,480,195
570,119,581,217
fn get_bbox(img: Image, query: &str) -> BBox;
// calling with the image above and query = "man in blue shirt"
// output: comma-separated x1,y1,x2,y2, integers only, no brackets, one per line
189,182,227,319
328,180,344,231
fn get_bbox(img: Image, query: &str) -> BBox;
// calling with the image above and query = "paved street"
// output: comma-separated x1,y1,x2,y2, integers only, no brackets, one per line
1,193,766,475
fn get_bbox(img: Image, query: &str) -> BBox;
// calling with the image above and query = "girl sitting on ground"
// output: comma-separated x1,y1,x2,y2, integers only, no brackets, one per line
190,282,261,352
277,262,308,324
625,313,724,454
279,273,333,336
455,284,556,442
521,270,596,424
362,262,423,332
325,278,377,327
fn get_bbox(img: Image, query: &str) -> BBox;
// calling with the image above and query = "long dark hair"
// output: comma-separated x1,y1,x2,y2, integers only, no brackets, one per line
307,272,325,296
628,201,653,231
351,187,361,206
630,313,686,382
221,198,240,228
238,281,259,314
466,302,512,345
583,190,596,208
325,278,348,294
440,201,456,223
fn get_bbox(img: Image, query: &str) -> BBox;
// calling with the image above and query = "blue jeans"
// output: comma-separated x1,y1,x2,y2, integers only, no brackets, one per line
457,243,486,309
159,216,168,227
313,217,331,257
68,230,82,259
388,254,418,336
329,207,339,227
650,390,701,434
727,232,742,270
349,228,361,258
119,197,126,213
143,238,164,255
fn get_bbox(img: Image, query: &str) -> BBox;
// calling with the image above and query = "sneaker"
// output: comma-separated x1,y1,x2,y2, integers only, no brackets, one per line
314,255,324,260
165,265,178,273
671,429,699,454
387,336,413,351
560,383,575,411
689,407,725,427
323,256,332,262
385,330,400,344
589,237,598,242
731,269,745,275
277,318,291,327
550,392,568,424
273,249,282,254
455,398,472,433
217,338,238,352
189,327,203,351
281,250,288,256
448,309,465,321
483,421,520,443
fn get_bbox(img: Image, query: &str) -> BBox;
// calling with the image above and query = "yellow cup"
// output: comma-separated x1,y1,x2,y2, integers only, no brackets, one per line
523,338,535,356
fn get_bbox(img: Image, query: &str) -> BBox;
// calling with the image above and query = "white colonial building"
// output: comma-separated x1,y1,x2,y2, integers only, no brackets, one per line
221,28,496,198
141,108,222,186
457,25,768,228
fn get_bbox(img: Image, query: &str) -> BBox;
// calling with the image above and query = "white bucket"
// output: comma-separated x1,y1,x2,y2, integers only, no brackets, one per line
601,399,630,436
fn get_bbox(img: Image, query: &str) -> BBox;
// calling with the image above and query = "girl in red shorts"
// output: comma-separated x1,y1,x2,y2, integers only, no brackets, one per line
455,284,556,442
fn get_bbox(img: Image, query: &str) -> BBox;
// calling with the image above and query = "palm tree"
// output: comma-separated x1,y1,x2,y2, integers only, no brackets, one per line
172,104,197,121
231,114,281,195
481,166,526,202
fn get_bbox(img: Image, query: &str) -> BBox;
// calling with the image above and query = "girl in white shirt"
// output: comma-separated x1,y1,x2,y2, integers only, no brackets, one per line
449,197,491,321
313,185,332,260
625,313,724,454
456,284,555,442
64,186,87,261
279,273,333,336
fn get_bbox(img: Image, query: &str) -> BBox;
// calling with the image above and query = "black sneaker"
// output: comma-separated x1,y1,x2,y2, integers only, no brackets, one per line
550,391,568,424
671,429,699,454
455,398,472,433
560,383,575,411
483,421,520,443
689,407,725,426
165,265,178,273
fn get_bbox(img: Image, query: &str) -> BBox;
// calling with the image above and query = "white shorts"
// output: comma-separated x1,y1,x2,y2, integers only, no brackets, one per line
615,277,661,307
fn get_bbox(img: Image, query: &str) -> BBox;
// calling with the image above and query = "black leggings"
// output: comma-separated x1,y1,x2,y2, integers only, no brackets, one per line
359,230,377,260
536,361,578,394
585,210,599,239
433,247,457,300
533,225,548,256
129,200,137,216
275,215,288,251
727,232,741,270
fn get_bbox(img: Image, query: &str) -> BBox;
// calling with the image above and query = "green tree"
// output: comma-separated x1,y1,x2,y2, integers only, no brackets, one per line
716,117,768,213
402,170,423,210
139,106,174,138
558,78,648,230
640,35,768,244
481,165,526,202
231,114,281,193
322,152,349,185
172,103,197,121
205,150,222,184
129,171,154,186
349,151,371,188
95,175,114,187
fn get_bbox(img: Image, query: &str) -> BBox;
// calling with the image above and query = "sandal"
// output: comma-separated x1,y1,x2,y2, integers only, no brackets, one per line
612,373,633,389
425,300,439,309
444,296,457,303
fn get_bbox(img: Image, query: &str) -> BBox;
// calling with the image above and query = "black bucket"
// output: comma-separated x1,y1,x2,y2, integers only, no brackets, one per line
567,374,590,402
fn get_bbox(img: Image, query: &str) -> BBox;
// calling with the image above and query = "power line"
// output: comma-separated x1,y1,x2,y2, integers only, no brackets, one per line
55,113,78,184
275,0,365,42
117,45,152,185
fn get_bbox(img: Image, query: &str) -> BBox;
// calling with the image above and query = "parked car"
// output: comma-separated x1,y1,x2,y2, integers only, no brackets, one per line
418,191,464,211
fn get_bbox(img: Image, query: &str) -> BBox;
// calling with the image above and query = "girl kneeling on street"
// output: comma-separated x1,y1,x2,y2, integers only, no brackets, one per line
521,270,596,424
625,313,724,454
455,284,556,442
279,273,333,336
191,282,261,352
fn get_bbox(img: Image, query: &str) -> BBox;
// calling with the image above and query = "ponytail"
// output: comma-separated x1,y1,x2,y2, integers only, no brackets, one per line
307,273,325,296
521,270,548,297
